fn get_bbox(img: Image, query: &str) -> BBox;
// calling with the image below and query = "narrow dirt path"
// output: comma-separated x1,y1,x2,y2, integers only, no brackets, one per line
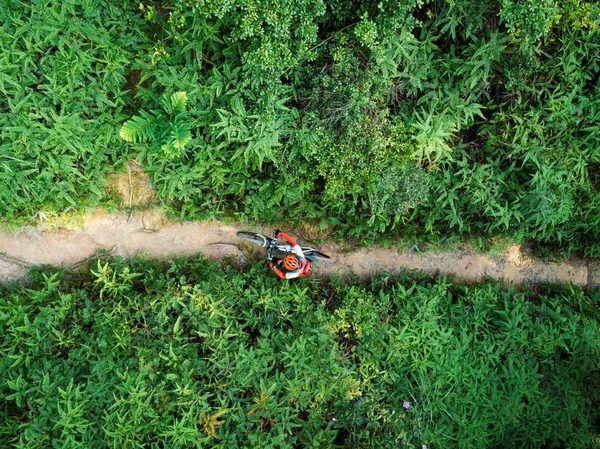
1,207,598,288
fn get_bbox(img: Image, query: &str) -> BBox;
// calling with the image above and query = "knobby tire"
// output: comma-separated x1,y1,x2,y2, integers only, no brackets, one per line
302,248,331,260
236,232,269,248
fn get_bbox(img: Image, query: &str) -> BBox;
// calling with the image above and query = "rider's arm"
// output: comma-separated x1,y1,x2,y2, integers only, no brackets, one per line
279,231,308,263
278,231,297,247
291,244,307,262
279,268,302,279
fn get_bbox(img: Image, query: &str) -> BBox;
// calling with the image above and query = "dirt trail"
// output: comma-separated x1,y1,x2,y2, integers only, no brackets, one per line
1,162,598,287
1,207,599,288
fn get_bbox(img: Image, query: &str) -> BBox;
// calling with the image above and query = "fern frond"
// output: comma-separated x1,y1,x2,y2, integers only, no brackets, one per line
169,122,192,149
162,91,188,114
119,111,155,143
161,143,180,158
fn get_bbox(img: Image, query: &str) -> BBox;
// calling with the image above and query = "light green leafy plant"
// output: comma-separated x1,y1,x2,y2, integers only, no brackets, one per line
120,91,192,158
0,0,145,222
1,257,598,447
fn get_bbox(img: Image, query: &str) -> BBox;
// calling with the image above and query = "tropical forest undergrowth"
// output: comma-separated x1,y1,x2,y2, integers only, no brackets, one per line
1,256,600,448
1,0,599,255
2,1,600,447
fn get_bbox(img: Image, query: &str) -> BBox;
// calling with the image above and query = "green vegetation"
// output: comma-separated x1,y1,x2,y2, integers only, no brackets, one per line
120,91,193,158
1,257,599,447
0,0,143,218
1,0,599,253
3,1,600,446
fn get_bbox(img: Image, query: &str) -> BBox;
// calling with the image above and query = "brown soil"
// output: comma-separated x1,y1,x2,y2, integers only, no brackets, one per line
0,208,598,288
1,164,598,287
106,160,157,209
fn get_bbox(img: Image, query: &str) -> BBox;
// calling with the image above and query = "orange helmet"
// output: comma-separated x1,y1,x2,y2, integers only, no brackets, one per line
283,255,301,270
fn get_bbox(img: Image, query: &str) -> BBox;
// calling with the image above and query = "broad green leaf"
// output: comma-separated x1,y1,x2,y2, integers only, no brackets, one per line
170,91,188,114
119,114,155,143
169,122,192,150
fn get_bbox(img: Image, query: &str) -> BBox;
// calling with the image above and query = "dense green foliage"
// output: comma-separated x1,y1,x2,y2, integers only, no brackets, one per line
1,0,600,252
1,257,600,447
120,91,192,158
0,0,144,218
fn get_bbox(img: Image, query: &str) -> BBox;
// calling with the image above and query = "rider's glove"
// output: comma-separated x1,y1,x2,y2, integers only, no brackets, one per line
268,261,275,270
274,229,282,238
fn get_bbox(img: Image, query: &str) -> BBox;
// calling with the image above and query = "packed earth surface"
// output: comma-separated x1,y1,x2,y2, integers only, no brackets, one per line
1,208,598,287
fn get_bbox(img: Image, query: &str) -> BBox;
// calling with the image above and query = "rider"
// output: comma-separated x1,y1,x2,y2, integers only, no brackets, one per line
268,230,312,279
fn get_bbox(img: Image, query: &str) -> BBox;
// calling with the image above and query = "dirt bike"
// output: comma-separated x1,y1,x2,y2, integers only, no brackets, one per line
236,230,331,262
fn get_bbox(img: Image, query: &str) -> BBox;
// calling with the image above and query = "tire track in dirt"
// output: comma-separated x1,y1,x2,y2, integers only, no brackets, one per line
1,207,598,288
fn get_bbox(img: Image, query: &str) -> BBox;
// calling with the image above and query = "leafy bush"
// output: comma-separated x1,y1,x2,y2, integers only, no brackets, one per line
0,0,146,220
1,257,599,447
500,0,599,48
164,0,326,79
3,0,600,255
113,0,434,231
330,277,600,447
120,91,192,158
417,24,600,255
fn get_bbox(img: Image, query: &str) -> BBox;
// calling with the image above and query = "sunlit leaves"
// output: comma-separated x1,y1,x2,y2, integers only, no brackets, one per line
163,91,188,115
0,0,144,221
1,258,599,447
120,91,192,158
169,121,192,150
119,112,155,144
